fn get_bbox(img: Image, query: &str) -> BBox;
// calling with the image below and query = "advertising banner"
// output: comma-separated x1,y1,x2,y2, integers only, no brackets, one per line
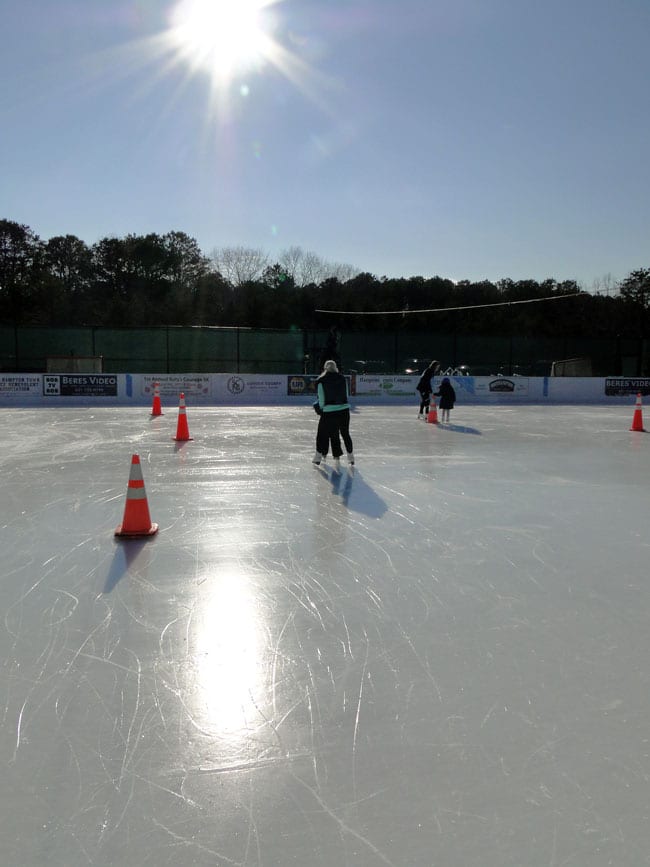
43,374,118,397
0,372,641,406
287,375,319,396
142,375,210,398
217,375,286,401
353,375,418,397
474,377,530,397
605,377,650,396
0,374,41,396
287,375,356,398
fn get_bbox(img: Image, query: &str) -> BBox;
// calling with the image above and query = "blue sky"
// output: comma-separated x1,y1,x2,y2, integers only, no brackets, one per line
2,0,649,287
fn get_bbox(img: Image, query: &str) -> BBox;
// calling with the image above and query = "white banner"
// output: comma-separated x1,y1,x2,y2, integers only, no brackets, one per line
0,372,640,405
213,375,287,402
353,375,418,397
474,377,530,397
0,374,41,396
142,374,210,398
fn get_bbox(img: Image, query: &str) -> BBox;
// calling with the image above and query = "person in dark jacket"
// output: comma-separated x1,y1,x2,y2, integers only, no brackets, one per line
319,326,341,371
312,360,354,468
416,360,440,418
434,377,456,423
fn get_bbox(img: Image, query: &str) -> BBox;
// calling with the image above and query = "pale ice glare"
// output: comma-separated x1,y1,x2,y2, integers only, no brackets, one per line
1,404,649,866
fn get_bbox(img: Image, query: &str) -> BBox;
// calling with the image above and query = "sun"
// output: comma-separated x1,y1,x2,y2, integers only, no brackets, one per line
102,0,330,122
169,0,276,84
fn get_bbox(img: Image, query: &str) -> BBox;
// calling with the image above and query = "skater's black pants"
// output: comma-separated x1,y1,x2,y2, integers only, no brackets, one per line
316,414,329,456
319,409,353,458
418,390,431,414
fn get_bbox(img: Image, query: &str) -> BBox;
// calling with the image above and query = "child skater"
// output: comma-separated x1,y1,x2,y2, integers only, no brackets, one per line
434,377,456,423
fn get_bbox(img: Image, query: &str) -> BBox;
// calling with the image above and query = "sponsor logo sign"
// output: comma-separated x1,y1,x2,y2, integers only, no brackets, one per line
605,377,650,396
0,375,41,395
474,377,529,396
43,374,118,396
354,375,418,396
227,375,245,395
489,378,515,392
288,375,319,396
239,377,284,396
143,375,210,397
287,375,352,396
210,375,287,401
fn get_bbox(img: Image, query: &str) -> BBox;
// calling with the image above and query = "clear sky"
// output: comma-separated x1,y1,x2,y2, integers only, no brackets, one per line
2,0,649,287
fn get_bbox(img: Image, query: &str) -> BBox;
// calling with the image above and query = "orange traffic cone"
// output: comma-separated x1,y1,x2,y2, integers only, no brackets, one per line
173,392,193,441
426,399,438,424
115,454,158,537
151,381,163,416
630,392,646,432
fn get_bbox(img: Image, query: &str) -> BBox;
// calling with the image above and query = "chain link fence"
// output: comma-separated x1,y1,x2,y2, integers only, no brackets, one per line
0,325,645,376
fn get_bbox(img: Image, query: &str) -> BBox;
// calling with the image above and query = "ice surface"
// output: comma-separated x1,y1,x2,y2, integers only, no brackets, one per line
1,404,650,866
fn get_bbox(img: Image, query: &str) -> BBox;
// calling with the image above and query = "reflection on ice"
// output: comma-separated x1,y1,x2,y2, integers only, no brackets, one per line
192,568,262,736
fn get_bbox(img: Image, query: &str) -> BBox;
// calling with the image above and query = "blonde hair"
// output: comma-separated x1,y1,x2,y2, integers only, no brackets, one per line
323,359,339,373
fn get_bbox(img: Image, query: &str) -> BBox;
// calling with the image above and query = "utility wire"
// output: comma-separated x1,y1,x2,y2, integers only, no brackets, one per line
315,292,588,315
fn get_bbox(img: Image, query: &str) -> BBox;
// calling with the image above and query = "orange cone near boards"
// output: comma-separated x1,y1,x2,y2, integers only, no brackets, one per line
151,381,163,416
173,392,193,441
115,454,158,537
630,392,646,432
426,398,438,424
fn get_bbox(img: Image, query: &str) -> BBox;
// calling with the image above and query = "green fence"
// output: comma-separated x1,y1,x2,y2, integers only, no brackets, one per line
0,325,645,376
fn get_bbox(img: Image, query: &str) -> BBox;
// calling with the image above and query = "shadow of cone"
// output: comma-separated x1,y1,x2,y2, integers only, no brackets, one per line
173,392,193,441
426,399,438,424
115,454,158,537
151,381,163,416
630,392,646,432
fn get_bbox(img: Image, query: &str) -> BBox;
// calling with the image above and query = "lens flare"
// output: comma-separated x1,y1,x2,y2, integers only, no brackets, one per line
169,0,274,83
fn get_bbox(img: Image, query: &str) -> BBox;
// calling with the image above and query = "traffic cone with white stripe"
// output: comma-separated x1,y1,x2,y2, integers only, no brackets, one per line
151,381,163,416
426,398,438,424
630,392,646,432
115,454,158,537
173,392,193,441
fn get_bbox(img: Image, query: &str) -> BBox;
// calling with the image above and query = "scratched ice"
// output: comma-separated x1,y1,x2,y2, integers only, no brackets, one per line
1,404,650,866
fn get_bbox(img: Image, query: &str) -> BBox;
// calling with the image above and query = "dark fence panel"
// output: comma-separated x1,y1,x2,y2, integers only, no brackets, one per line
92,328,168,373
168,327,239,373
0,325,641,376
9,327,94,372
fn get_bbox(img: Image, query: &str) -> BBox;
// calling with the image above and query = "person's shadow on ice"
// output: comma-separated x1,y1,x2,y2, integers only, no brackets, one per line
319,466,387,518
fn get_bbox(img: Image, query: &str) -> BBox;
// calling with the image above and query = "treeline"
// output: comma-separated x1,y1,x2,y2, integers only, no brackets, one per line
1,218,649,338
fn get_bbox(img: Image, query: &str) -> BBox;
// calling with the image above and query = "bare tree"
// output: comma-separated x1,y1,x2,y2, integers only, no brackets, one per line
591,273,618,297
277,246,327,286
212,246,269,286
277,246,304,282
212,243,360,287
279,246,360,285
301,251,333,284
329,261,360,283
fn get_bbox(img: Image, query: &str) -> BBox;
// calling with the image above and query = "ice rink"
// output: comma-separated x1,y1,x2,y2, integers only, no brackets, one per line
1,402,650,866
